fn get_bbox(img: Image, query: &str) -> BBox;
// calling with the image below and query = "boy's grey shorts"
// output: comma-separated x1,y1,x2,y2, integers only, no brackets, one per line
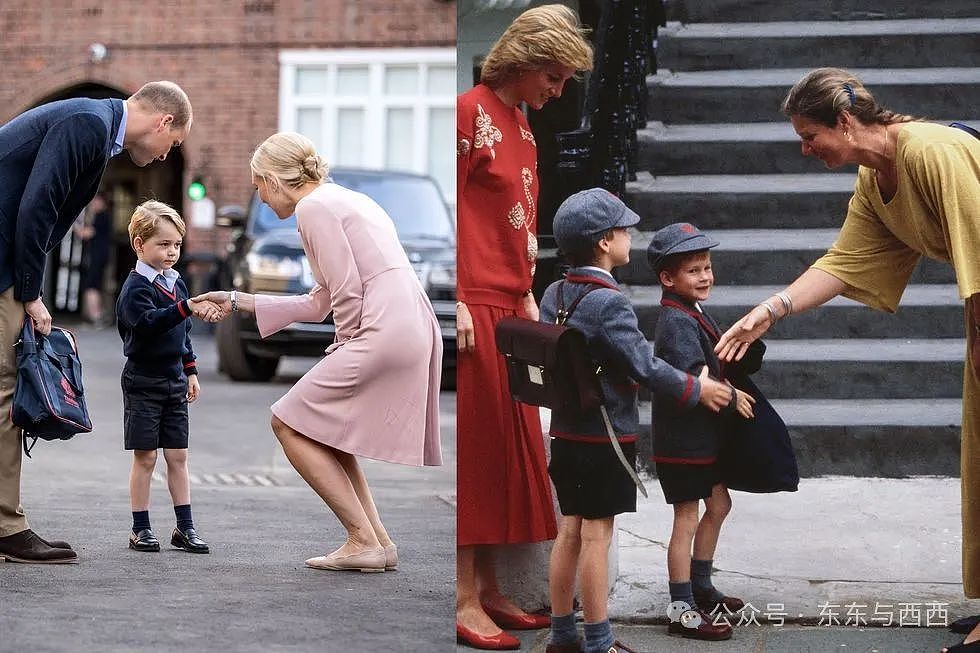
121,370,189,451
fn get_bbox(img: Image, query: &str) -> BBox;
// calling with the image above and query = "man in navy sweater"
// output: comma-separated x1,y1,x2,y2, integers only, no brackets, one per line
0,81,192,564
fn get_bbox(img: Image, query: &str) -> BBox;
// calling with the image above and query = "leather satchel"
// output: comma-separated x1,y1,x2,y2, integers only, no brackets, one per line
11,318,93,456
495,282,648,496
494,283,603,416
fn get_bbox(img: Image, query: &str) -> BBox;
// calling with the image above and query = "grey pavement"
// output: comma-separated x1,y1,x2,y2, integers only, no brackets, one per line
461,417,975,652
0,321,454,652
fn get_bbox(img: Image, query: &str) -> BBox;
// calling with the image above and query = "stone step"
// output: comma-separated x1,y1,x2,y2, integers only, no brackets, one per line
637,122,849,175
635,399,962,477
638,120,976,175
626,284,966,340
648,68,980,124
659,19,980,71
638,338,965,400
620,229,955,286
626,171,855,230
666,0,979,24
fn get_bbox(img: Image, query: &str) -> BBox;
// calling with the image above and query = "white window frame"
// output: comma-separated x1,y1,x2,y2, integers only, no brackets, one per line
279,48,456,202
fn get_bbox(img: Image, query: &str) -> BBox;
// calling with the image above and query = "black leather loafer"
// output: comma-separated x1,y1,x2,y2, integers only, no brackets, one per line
129,529,160,552
171,527,209,554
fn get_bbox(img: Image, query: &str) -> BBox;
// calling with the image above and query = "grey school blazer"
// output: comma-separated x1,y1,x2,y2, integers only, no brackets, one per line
539,267,700,443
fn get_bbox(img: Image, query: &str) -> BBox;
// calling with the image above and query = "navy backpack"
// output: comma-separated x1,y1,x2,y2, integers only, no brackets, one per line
11,319,93,456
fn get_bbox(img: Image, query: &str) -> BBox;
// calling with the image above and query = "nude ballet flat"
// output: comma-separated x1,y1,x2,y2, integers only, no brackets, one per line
305,547,385,572
384,543,398,571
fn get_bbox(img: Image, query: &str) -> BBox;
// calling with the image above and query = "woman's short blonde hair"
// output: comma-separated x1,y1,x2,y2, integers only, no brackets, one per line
782,67,918,127
128,200,186,250
250,132,328,193
480,4,593,87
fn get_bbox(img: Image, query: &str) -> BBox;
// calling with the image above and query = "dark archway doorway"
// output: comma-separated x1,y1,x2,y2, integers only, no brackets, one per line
35,83,185,319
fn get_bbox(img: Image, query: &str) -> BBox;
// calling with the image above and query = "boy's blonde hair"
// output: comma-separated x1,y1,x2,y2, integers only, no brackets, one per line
128,200,186,251
480,4,593,87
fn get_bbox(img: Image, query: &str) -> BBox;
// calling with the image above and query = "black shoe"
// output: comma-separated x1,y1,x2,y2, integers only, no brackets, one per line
171,527,209,554
129,529,160,552
952,615,980,635
0,529,78,563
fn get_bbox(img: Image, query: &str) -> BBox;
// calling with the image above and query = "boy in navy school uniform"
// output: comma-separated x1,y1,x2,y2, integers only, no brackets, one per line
539,189,734,653
648,223,756,642
116,200,222,554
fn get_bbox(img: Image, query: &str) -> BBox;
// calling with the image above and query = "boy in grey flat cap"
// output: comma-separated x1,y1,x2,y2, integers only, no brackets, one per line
648,222,755,642
539,190,734,653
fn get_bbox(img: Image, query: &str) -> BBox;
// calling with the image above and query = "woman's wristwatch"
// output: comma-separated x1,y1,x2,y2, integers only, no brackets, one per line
230,290,239,312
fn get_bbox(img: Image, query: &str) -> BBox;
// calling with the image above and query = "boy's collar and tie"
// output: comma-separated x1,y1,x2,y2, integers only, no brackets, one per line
566,265,620,291
135,259,179,293
110,101,128,158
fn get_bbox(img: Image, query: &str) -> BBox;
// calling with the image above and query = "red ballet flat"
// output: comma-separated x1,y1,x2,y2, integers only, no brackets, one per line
482,604,551,630
456,622,520,650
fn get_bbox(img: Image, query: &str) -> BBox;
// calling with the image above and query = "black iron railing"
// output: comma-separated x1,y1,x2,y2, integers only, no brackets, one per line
556,0,666,198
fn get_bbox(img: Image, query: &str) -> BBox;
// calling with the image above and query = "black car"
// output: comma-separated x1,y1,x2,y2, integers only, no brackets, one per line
214,169,456,383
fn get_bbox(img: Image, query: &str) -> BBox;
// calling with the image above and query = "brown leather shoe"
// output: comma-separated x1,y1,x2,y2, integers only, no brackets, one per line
0,529,78,564
607,641,638,653
545,639,583,653
668,607,733,641
696,593,746,614
37,536,72,550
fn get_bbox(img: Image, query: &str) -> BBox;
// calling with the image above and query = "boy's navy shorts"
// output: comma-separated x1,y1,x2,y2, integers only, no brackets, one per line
656,461,722,504
548,437,637,519
122,369,189,451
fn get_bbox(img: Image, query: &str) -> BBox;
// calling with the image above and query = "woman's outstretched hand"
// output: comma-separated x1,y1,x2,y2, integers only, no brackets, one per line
191,291,232,322
715,304,773,362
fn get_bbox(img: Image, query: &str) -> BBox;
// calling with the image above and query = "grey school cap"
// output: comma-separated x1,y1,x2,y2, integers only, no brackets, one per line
553,188,640,252
647,222,719,271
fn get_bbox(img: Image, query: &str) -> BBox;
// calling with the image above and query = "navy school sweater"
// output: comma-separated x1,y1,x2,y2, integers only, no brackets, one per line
115,271,198,380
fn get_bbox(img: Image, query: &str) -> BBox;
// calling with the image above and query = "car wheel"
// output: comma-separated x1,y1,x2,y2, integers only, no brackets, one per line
216,313,280,382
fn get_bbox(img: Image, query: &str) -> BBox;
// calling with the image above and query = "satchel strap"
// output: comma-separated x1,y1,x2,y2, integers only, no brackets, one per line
556,281,604,326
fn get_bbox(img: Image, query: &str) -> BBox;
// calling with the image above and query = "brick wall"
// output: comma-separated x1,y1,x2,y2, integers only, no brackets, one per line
0,0,456,252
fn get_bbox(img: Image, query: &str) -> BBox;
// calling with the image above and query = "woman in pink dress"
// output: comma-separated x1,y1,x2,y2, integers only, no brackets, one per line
196,132,442,572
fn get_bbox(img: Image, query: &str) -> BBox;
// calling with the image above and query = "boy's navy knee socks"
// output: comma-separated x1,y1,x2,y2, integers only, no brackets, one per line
132,510,150,534
174,504,194,532
691,558,724,603
549,612,578,646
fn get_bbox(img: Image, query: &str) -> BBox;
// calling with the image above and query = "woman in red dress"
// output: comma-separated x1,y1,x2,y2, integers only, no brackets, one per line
456,5,593,650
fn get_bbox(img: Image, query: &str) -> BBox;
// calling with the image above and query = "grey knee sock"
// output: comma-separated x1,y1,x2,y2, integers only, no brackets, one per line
669,580,697,612
549,611,578,646
583,619,615,653
691,558,723,602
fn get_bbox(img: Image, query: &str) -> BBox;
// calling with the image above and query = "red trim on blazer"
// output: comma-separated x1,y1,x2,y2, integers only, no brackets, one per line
183,360,196,369
650,455,717,465
660,298,719,341
565,274,620,291
551,430,638,444
660,297,727,382
677,373,695,407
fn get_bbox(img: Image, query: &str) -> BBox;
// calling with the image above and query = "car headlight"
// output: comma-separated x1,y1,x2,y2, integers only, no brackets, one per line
246,252,304,280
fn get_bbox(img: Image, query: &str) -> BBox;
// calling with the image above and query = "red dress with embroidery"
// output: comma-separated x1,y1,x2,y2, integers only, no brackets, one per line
456,84,557,545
